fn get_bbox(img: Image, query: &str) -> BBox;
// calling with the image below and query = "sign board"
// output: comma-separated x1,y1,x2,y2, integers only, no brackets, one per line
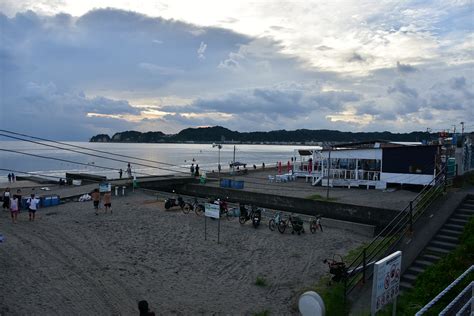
371,251,402,314
205,203,220,219
99,182,111,192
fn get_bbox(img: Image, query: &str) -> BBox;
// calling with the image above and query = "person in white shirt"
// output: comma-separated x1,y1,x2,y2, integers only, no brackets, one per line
10,196,19,223
27,194,40,221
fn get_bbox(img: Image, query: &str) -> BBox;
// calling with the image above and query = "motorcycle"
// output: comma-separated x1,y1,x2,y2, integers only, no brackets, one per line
164,192,185,210
239,204,261,228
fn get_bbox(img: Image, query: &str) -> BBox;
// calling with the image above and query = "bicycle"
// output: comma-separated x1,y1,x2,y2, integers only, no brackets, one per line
268,211,284,231
182,197,205,216
310,215,323,233
277,214,305,235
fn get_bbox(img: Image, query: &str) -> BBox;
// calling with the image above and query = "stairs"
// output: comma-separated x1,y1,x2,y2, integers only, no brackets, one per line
400,195,474,292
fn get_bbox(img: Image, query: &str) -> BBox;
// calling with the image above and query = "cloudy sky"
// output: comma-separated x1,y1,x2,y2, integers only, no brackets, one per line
0,0,473,140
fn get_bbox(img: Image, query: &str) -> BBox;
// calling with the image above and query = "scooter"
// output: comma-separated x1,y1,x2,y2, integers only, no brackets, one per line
239,204,262,228
164,192,185,210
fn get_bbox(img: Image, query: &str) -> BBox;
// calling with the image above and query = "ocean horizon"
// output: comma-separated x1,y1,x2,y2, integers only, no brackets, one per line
0,141,311,182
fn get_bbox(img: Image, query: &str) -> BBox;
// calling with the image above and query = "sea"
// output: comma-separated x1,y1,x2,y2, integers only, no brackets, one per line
0,141,311,182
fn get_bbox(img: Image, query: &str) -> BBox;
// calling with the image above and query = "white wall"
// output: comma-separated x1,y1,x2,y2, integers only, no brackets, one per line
380,172,435,185
320,148,382,160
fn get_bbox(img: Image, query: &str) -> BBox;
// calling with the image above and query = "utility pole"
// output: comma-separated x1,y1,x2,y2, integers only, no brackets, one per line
232,145,236,181
326,146,331,199
452,124,456,135
460,121,465,140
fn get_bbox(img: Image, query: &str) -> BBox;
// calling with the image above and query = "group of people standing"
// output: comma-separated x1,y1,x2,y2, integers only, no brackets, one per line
119,163,133,179
3,188,40,223
91,188,112,215
190,163,200,177
7,173,15,183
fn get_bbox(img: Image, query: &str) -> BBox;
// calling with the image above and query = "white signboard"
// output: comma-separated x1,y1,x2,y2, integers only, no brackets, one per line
371,251,402,315
205,203,220,219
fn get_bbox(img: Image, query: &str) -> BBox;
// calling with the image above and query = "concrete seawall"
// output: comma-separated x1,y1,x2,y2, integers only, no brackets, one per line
172,183,399,235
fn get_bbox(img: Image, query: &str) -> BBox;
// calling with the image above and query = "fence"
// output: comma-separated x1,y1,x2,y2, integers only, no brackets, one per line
344,167,447,298
416,266,473,315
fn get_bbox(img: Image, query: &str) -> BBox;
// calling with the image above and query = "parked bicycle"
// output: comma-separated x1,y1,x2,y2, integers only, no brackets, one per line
182,197,205,216
268,211,284,231
310,215,323,233
278,214,305,235
323,254,347,282
239,204,262,228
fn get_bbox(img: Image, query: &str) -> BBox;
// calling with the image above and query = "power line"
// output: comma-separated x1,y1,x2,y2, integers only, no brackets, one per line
0,133,189,175
0,149,155,177
0,129,187,170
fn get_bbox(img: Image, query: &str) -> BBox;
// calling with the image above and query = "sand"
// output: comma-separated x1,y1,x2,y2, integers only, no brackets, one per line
0,190,369,315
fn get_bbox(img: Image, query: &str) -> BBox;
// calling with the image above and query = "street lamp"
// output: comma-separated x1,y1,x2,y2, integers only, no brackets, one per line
212,143,222,178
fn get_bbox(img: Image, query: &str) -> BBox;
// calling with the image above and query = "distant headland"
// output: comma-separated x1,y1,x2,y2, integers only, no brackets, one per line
90,126,434,144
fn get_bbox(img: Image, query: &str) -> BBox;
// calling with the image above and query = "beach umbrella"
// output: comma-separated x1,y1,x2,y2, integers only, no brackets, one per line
278,161,282,174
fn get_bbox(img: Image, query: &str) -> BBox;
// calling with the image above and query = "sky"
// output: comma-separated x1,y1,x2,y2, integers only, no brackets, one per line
0,0,473,140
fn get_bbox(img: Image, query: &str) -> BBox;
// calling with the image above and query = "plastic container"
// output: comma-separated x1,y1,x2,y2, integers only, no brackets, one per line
220,179,231,188
51,195,60,206
232,180,244,189
42,196,52,207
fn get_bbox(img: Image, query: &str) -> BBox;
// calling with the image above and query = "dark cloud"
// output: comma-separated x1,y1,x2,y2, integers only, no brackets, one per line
348,53,365,63
387,79,418,98
396,61,417,74
450,76,466,90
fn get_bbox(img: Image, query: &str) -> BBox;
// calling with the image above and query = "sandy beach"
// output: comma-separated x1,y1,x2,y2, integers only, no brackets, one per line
0,190,369,315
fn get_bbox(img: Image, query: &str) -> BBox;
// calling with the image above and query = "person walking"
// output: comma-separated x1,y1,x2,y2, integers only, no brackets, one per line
7,173,11,183
194,164,200,177
2,188,11,210
190,163,195,177
126,163,132,178
91,189,100,215
11,173,15,182
119,169,123,179
10,195,19,223
103,191,112,214
27,194,40,221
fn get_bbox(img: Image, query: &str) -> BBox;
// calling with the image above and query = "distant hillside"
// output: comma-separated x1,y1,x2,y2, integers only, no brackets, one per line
90,126,433,143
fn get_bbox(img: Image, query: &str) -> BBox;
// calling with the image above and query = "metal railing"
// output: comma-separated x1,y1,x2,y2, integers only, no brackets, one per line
416,266,473,315
344,167,447,298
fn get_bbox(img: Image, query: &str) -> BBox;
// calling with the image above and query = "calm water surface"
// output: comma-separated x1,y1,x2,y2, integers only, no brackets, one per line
0,141,312,181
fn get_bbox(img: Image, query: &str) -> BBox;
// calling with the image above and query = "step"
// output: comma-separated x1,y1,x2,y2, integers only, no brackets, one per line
453,213,473,220
439,228,463,237
444,223,465,230
448,216,467,225
456,205,474,214
456,208,474,215
434,234,459,243
425,246,451,255
399,281,414,291
421,253,441,262
412,259,435,268
402,273,417,282
430,240,457,250
460,203,474,210
407,266,425,275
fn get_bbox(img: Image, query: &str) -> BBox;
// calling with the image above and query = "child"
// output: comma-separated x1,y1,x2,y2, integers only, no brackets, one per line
103,191,112,214
27,194,40,221
91,189,100,215
10,195,19,223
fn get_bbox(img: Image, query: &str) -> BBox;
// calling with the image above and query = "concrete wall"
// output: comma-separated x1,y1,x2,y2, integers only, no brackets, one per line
176,183,400,233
